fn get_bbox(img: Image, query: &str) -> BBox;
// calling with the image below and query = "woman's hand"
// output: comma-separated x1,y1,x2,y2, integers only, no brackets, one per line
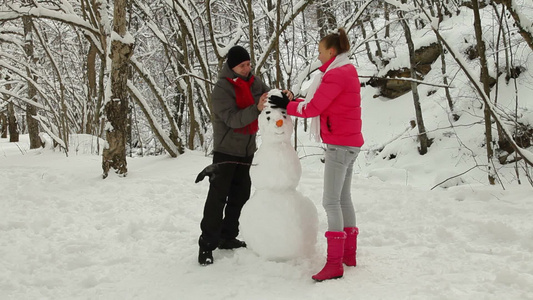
269,93,290,109
282,89,294,100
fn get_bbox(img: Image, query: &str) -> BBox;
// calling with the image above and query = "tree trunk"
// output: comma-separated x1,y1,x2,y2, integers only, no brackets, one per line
1,79,10,139
360,20,378,69
472,0,496,185
384,3,390,38
275,0,282,87
177,18,201,150
22,14,40,149
8,102,19,142
266,0,275,38
437,2,456,120
86,41,98,134
247,0,255,67
369,20,383,67
400,14,430,155
102,0,133,178
492,3,510,153
0,113,6,138
316,2,337,38
439,40,456,120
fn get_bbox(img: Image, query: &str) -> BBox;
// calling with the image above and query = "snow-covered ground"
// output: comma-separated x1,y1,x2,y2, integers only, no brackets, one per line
2,120,533,300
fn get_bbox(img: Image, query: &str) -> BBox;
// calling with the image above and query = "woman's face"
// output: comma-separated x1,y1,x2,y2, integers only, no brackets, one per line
232,60,252,77
318,42,336,65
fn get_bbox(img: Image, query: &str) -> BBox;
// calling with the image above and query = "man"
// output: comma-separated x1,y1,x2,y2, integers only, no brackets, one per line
198,45,270,265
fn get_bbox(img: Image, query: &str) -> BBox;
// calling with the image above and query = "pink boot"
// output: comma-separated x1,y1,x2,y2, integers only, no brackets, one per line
343,227,359,266
312,231,346,282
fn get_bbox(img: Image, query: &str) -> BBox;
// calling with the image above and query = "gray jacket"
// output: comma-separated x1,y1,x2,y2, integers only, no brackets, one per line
211,63,270,157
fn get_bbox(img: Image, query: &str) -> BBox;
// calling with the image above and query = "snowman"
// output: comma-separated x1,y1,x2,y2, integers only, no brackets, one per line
240,89,319,261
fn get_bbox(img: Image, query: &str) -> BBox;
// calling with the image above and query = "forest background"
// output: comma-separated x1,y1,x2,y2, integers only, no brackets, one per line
0,0,532,185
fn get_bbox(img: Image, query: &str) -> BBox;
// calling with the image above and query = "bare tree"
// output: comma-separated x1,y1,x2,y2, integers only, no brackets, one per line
0,111,6,138
102,0,133,178
7,102,19,142
436,1,456,120
472,0,495,185
399,11,430,155
22,10,40,149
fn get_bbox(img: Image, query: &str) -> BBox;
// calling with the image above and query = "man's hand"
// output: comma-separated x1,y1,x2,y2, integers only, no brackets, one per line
257,93,268,111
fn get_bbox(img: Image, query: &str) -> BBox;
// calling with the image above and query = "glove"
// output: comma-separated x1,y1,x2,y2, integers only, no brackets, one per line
268,93,290,109
195,164,220,183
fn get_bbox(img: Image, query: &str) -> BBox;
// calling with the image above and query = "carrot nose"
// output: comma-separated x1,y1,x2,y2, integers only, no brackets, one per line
276,119,283,127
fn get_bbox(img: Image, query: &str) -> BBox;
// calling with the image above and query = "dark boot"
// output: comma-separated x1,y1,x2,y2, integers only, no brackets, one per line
198,236,216,266
218,238,247,250
343,227,359,266
312,231,346,282
198,247,213,266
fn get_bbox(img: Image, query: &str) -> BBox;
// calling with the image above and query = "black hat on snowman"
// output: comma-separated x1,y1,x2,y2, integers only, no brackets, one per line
227,45,251,69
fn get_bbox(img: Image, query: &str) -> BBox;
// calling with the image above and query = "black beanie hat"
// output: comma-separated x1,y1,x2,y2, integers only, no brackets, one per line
227,46,251,69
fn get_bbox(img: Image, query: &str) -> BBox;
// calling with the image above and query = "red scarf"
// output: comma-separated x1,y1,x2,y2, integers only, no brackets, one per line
226,76,258,134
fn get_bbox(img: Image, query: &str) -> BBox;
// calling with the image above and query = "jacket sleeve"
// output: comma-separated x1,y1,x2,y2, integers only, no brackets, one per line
286,72,343,118
212,83,260,129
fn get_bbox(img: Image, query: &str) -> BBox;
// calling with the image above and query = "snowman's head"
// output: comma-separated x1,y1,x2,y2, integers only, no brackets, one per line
258,89,293,143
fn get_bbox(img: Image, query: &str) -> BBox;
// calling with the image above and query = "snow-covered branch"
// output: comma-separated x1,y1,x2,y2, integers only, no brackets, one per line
493,0,533,50
127,80,180,157
0,3,99,36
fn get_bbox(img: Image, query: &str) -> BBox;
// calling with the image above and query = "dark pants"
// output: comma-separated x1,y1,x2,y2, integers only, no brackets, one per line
199,152,253,251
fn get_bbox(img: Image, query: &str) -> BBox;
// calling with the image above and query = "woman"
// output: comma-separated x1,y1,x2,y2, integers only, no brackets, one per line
269,28,363,281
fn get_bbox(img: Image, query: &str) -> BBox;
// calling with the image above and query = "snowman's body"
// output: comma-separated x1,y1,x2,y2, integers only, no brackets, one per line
240,90,318,261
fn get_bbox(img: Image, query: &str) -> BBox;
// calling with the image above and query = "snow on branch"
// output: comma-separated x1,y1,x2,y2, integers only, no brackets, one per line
133,1,169,45
382,0,417,12
34,115,67,150
0,60,58,112
0,3,99,36
127,80,180,157
493,0,533,50
345,0,379,32
254,1,311,73
0,88,47,111
111,31,134,45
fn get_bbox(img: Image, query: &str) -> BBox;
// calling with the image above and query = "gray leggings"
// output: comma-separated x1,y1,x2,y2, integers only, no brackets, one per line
323,144,361,232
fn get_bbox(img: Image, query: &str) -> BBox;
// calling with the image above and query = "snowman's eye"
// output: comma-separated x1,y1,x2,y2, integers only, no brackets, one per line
266,111,271,114
267,117,270,121
283,116,287,119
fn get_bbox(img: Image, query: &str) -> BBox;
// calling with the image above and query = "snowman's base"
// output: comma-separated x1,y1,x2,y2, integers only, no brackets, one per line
240,189,318,261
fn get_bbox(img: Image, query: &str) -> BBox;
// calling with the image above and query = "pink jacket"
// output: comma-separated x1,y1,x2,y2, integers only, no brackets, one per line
287,61,364,147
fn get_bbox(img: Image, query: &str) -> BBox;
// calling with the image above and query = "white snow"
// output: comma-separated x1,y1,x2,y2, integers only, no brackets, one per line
2,73,533,299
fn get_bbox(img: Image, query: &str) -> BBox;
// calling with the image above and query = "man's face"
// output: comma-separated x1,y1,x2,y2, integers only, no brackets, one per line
232,60,252,77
